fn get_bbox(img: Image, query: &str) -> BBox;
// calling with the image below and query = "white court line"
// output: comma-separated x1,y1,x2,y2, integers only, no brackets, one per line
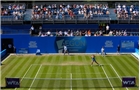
110,64,129,90
28,64,42,90
31,64,111,66
101,66,115,90
15,64,33,90
37,73,105,74
1,54,11,63
70,73,72,90
22,77,121,80
131,54,139,61
1,54,12,72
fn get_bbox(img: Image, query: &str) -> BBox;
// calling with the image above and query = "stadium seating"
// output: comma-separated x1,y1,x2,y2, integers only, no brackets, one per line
1,2,139,36
115,2,139,20
1,3,26,20
31,3,110,20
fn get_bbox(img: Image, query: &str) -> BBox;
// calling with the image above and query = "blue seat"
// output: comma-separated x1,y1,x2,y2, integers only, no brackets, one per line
65,15,70,20
77,15,84,19
52,15,56,19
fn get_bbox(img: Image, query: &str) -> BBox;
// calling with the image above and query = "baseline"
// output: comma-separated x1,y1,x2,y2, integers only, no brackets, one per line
31,64,110,66
37,72,105,75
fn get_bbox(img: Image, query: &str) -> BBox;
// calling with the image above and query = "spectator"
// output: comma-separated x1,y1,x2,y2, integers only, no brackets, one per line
41,33,46,37
87,30,91,36
85,30,88,36
115,3,139,20
76,30,80,36
106,24,109,34
38,31,42,36
47,30,51,36
30,25,34,34
39,26,42,32
106,10,110,15
64,30,68,36
108,30,113,36
8,4,12,10
56,30,59,36
70,30,73,36
59,30,63,36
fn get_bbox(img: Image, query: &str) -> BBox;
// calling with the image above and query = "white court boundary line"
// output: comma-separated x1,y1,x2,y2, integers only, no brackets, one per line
70,73,72,90
28,64,42,90
14,64,33,90
37,72,105,74
1,54,11,63
31,64,111,66
131,54,139,61
110,64,129,90
101,66,115,90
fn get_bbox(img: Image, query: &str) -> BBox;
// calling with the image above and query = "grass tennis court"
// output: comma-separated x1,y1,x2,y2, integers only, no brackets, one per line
1,54,139,90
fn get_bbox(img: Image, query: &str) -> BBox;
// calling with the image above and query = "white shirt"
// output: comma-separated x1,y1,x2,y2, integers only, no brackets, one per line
118,5,121,8
36,49,40,53
47,31,51,35
64,46,67,50
31,26,34,30
8,5,12,10
106,25,109,30
41,34,45,37
123,5,126,8
64,31,67,36
101,48,104,52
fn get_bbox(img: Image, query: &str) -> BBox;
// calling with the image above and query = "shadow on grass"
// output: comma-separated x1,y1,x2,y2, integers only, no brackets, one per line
1,87,18,89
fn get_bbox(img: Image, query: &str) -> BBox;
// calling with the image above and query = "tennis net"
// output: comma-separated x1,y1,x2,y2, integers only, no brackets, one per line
21,77,122,88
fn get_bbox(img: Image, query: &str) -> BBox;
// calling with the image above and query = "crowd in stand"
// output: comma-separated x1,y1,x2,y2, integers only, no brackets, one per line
1,2,139,21
29,24,139,37
1,4,26,20
38,29,92,37
115,4,139,20
32,3,109,20
37,29,138,37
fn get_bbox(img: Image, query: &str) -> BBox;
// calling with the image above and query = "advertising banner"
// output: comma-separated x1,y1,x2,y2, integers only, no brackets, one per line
1,35,139,53
6,78,20,88
122,77,136,87
55,37,87,53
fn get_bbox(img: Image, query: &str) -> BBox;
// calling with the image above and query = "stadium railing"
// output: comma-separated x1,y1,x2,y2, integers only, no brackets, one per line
1,28,139,36
1,28,30,34
1,14,139,24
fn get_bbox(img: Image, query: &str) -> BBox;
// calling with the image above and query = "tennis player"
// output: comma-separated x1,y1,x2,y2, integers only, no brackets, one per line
64,45,69,55
91,55,100,66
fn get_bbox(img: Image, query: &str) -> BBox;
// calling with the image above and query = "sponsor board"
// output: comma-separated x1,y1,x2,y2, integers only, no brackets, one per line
122,77,136,87
55,37,87,53
6,78,20,88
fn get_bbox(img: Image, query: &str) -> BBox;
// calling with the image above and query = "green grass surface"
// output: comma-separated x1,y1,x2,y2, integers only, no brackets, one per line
1,54,139,90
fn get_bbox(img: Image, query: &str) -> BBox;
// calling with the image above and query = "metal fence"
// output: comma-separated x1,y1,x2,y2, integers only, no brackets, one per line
1,15,139,24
